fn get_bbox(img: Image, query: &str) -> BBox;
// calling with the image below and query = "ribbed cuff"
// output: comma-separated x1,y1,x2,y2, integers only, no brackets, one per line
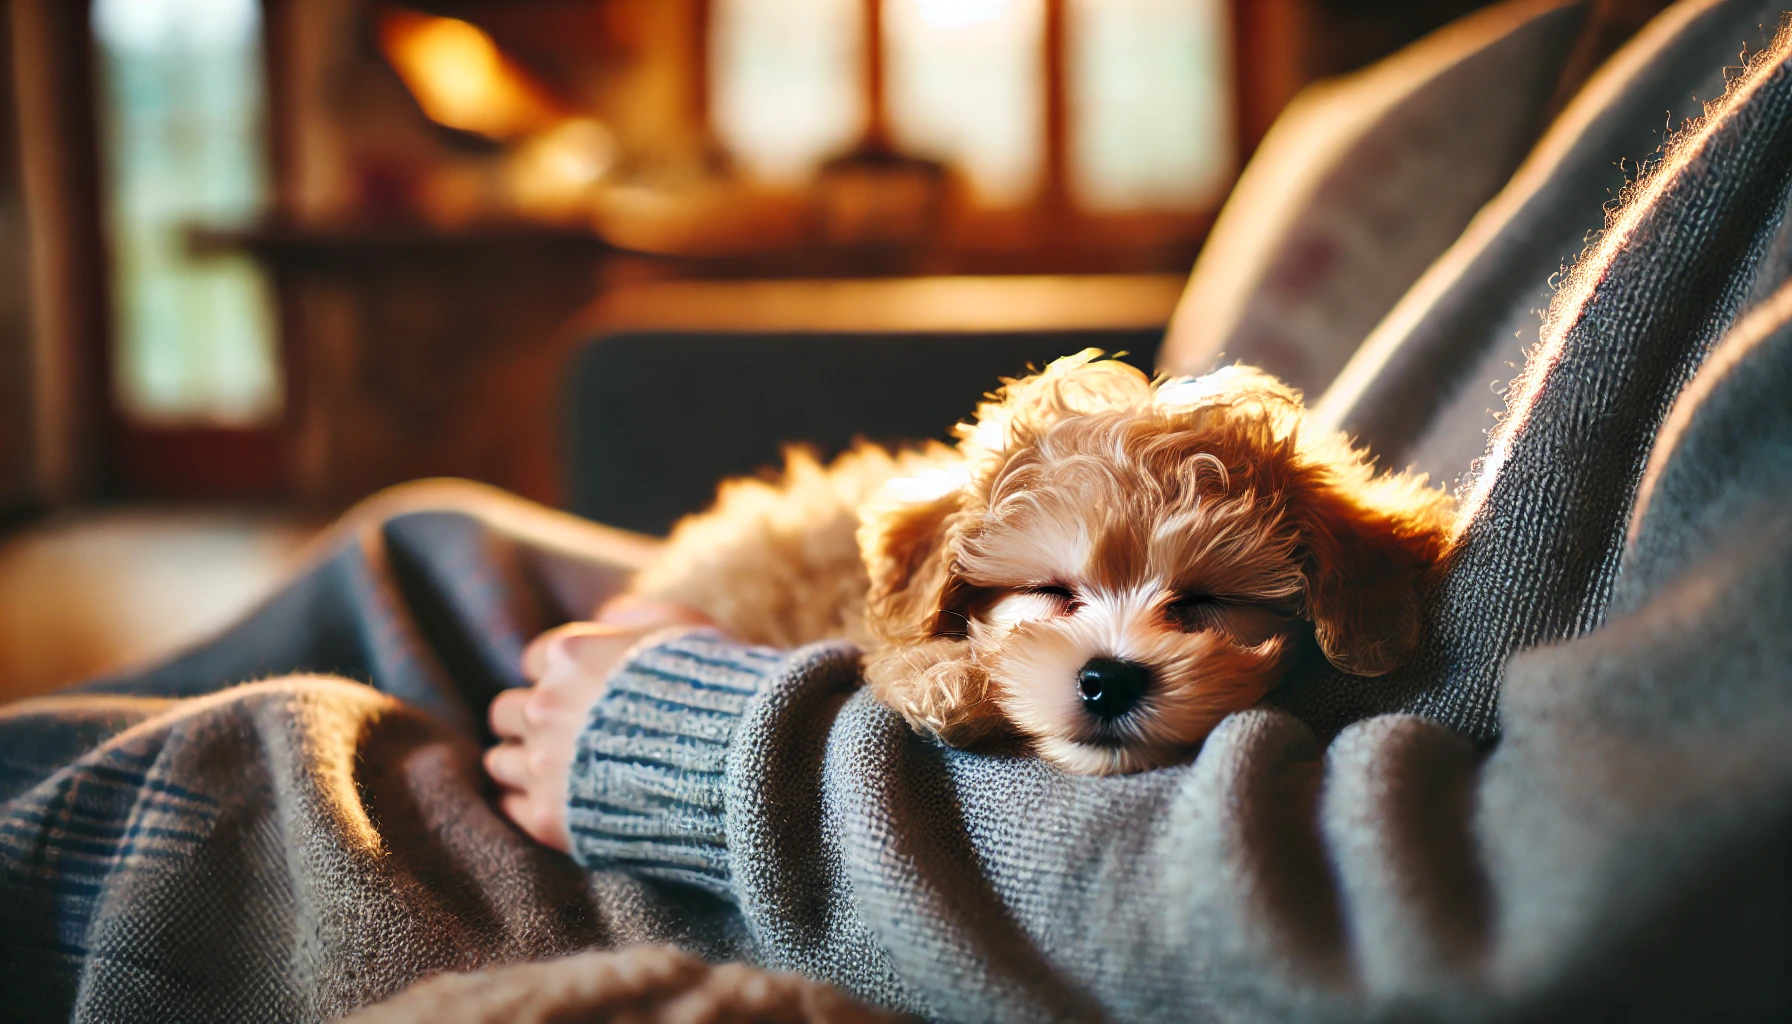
566,629,789,896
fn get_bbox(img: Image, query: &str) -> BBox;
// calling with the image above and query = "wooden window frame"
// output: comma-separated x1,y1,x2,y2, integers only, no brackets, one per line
11,0,292,502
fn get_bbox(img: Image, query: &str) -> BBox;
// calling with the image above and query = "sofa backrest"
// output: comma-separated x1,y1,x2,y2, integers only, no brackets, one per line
562,328,1161,535
1157,0,1593,398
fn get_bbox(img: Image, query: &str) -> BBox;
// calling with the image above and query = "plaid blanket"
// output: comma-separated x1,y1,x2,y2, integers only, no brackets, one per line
0,485,756,1021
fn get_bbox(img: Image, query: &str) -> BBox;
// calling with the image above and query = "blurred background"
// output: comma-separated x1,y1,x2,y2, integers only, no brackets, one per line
0,0,1500,698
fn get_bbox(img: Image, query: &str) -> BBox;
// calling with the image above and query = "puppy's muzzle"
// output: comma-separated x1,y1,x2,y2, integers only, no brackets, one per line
1076,657,1151,721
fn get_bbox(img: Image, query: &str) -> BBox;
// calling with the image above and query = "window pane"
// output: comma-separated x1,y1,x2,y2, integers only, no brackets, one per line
93,0,279,425
711,0,866,185
885,0,1044,207
1068,0,1231,212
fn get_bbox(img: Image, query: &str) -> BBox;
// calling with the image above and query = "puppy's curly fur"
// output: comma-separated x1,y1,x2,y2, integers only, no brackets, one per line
631,351,1454,774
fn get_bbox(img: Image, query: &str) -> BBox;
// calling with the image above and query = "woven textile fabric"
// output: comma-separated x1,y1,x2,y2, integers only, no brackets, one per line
0,487,751,1021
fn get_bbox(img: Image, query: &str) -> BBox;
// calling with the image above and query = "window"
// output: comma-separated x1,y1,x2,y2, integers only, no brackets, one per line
1068,0,1230,211
884,0,1045,207
710,0,867,186
710,0,1231,215
92,0,279,426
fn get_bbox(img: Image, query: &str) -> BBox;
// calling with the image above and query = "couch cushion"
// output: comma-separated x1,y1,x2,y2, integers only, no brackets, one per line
1158,0,1591,396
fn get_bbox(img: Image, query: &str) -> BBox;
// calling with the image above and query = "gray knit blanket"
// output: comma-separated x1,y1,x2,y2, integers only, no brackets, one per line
6,3,1792,1021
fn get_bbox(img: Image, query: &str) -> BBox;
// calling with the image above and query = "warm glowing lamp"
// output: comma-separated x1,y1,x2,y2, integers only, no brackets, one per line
376,8,562,140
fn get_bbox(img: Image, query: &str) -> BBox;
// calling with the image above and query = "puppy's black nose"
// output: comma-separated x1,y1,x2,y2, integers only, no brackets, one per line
1077,657,1151,720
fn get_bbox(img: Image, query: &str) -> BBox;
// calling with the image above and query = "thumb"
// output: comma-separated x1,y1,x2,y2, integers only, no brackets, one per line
521,621,633,681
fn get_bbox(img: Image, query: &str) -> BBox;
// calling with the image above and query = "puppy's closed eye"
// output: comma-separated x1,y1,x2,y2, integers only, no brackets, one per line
982,584,1079,630
1162,592,1224,632
1163,593,1292,647
1018,583,1078,608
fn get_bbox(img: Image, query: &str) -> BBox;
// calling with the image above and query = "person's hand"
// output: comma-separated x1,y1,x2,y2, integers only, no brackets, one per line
486,600,710,852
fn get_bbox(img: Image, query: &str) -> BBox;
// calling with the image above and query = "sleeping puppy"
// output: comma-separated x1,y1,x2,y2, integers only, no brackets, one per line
627,351,1453,774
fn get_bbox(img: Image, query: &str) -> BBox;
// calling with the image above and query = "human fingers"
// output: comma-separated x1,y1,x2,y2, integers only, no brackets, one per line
522,622,584,681
500,790,570,853
483,741,532,789
522,620,635,681
489,686,531,739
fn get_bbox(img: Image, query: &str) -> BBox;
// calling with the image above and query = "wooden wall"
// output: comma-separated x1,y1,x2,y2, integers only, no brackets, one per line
0,3,31,517
5,0,111,509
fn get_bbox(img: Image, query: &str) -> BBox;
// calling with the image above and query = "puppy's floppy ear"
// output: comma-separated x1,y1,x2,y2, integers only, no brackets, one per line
859,462,1008,746
1287,475,1452,677
858,471,965,644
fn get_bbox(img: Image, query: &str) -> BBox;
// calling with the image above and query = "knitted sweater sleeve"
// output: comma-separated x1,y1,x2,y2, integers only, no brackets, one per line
565,631,860,898
569,627,931,1014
